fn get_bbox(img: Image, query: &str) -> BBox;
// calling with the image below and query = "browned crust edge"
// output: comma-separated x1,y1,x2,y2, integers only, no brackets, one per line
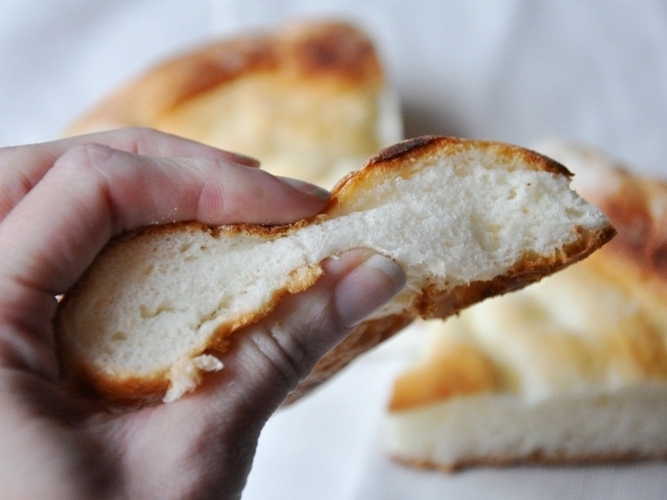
66,21,383,134
362,136,571,176
391,450,667,473
584,168,667,286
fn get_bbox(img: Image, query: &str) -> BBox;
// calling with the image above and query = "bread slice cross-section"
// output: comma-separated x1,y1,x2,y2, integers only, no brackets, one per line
54,136,614,408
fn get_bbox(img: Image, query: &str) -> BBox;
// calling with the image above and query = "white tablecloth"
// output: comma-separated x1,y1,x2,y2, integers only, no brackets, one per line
2,1,667,498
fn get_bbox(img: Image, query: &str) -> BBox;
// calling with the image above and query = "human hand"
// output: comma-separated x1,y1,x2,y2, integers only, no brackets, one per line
0,128,406,499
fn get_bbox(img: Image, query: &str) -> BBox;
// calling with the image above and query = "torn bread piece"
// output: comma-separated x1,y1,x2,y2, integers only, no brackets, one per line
54,136,613,408
385,141,667,471
66,20,402,188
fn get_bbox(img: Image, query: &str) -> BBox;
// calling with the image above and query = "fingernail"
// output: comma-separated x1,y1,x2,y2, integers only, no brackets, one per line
228,152,261,167
333,254,406,328
279,177,331,200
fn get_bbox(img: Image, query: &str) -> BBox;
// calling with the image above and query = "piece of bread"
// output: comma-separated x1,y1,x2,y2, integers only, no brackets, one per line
385,141,667,471
66,21,402,188
53,136,613,408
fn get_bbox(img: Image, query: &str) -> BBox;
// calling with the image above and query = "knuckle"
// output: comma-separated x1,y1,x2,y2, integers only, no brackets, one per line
54,143,112,173
246,322,317,395
0,169,33,221
125,127,161,153
116,126,181,156
0,145,20,167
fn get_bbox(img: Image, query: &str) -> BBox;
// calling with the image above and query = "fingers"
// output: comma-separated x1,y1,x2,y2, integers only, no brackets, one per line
0,127,259,221
0,143,327,378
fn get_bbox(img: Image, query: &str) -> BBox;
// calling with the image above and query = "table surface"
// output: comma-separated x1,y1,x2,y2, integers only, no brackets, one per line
2,1,667,498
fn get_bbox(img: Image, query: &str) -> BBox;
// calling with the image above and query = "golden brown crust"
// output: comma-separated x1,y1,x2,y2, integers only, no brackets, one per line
580,166,667,283
391,449,667,473
388,342,501,411
66,21,383,135
366,135,438,165
556,154,667,339
279,21,382,82
58,363,168,410
362,136,572,177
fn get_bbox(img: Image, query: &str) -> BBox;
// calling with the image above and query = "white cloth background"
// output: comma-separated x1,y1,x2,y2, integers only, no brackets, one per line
2,1,667,498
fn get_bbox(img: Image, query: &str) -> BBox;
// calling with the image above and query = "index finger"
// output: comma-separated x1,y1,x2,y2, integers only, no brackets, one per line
0,127,260,221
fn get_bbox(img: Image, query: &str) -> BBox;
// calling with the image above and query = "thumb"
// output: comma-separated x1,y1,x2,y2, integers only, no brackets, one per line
179,249,406,418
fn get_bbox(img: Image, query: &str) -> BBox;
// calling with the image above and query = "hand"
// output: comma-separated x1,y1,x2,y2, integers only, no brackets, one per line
0,128,405,499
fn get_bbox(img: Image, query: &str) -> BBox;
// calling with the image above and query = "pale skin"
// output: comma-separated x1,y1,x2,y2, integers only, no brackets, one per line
0,128,406,499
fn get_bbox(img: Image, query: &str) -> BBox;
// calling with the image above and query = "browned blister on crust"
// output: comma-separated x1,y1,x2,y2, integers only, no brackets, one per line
362,135,572,177
579,166,667,321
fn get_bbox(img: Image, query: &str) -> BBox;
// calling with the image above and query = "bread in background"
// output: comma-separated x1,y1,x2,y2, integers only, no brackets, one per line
384,141,667,471
66,21,402,188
